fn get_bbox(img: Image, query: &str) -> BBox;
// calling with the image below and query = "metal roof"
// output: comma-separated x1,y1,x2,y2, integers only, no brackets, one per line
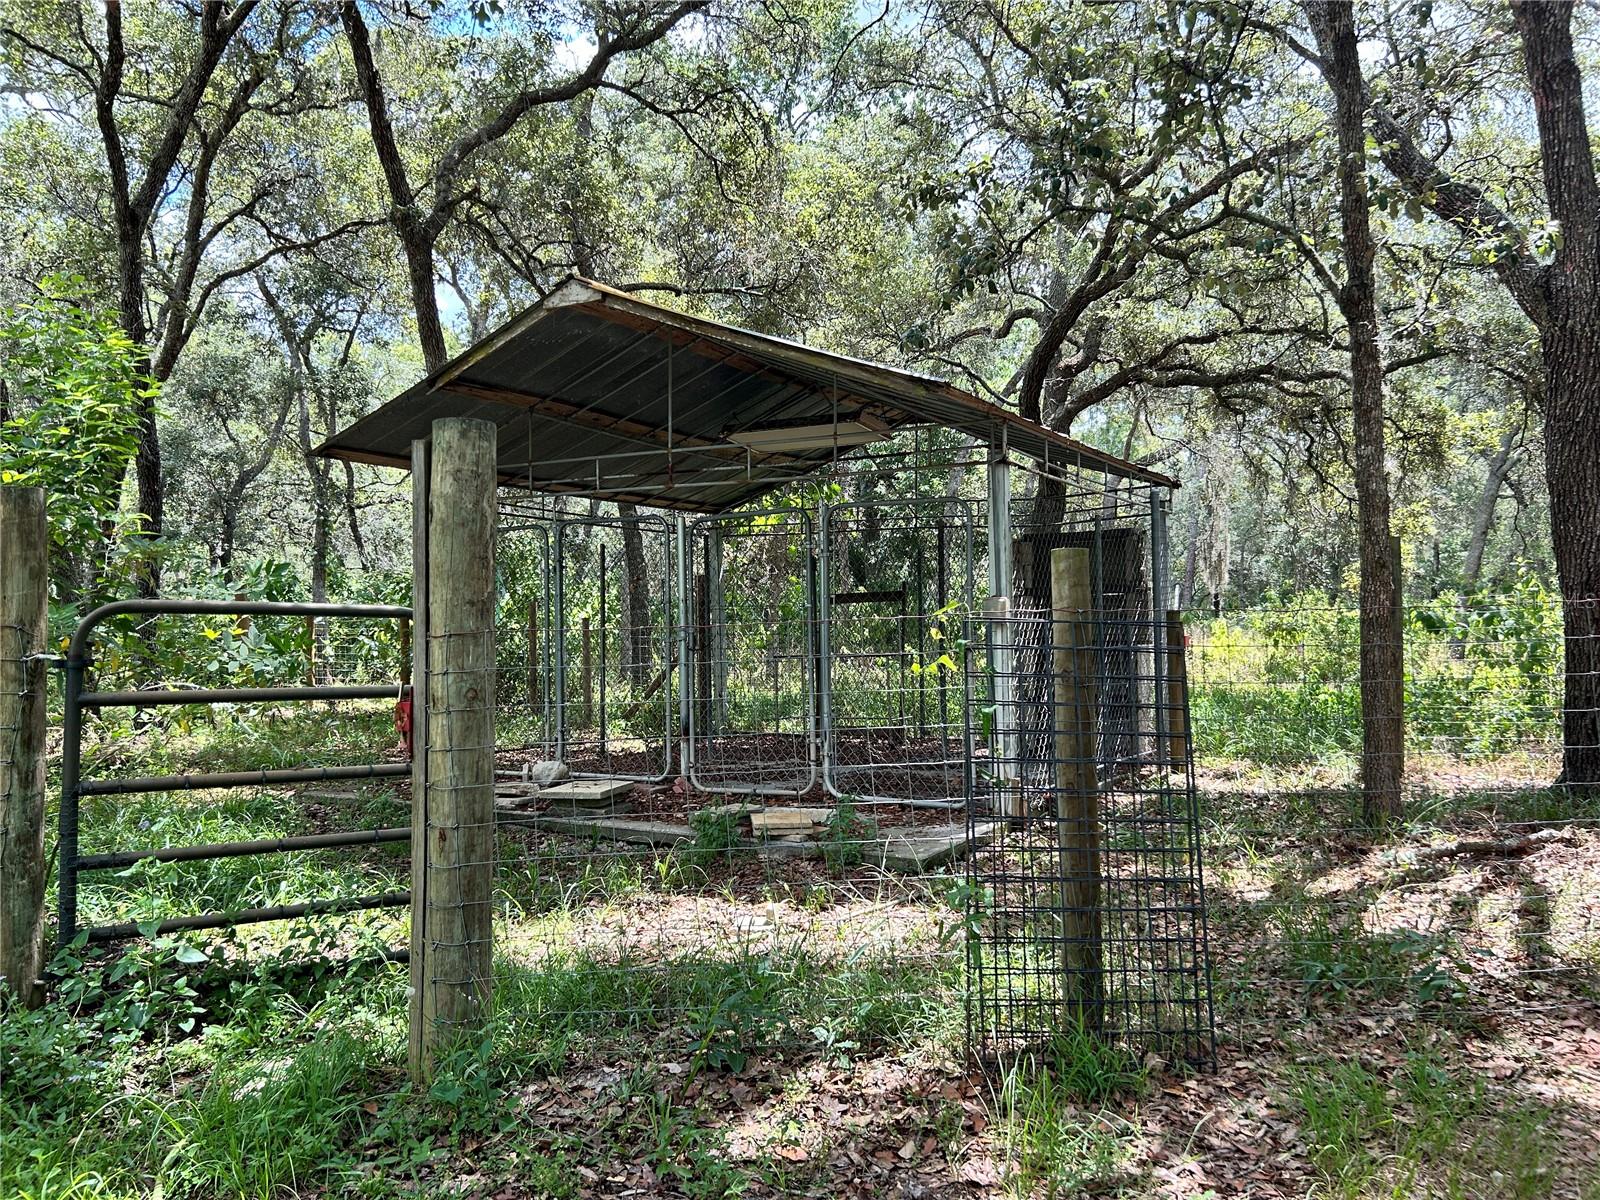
317,277,1175,512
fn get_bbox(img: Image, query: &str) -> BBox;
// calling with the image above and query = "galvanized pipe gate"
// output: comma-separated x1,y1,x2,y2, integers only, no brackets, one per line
56,598,412,947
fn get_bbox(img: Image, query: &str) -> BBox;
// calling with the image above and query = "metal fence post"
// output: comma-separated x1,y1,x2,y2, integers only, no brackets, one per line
412,417,498,1080
1,487,49,1007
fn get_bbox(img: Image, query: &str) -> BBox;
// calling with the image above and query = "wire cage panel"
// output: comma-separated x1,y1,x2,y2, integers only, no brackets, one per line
1010,481,1165,778
554,512,677,781
963,607,1215,1066
820,498,979,805
495,515,557,766
687,508,817,795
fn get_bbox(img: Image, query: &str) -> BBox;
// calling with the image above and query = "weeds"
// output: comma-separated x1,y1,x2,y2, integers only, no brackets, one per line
1272,899,1467,1009
820,797,876,873
994,1049,1140,1198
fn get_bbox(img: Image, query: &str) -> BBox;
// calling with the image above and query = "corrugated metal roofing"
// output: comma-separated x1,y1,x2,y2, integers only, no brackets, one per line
316,277,1175,512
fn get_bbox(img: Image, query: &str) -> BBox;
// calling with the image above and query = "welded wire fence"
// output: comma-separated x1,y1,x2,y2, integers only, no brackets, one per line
964,607,1213,1065
48,587,1600,1079
1179,595,1598,1054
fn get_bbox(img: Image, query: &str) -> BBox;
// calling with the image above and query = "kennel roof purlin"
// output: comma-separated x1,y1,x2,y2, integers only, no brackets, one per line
317,276,1173,513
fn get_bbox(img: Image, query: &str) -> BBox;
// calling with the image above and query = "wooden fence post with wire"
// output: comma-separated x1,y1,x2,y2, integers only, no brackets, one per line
410,417,498,1081
1050,546,1104,1030
0,486,49,1009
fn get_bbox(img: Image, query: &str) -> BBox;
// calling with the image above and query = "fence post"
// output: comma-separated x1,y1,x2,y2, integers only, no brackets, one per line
1,487,49,1008
526,600,538,713
580,615,593,730
1166,610,1189,770
1050,546,1103,1029
411,418,497,1081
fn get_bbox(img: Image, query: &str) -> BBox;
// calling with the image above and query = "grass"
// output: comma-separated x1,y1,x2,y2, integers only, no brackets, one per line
10,693,1597,1197
1270,897,1466,1009
1287,1046,1568,1200
992,1038,1144,1198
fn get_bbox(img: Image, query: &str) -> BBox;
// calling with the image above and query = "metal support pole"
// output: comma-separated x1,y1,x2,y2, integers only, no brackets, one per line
707,528,728,732
554,526,567,761
674,516,692,781
986,456,1016,809
1149,489,1172,766
816,501,833,790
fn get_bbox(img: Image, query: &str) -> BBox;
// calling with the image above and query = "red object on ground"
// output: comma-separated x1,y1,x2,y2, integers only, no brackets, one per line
395,689,413,757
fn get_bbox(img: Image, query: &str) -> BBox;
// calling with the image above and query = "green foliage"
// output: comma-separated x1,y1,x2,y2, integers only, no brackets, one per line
820,797,877,873
994,1039,1143,1197
0,277,151,562
1189,578,1563,764
687,807,744,866
1272,901,1467,1009
641,1093,751,1198
1284,1048,1563,1200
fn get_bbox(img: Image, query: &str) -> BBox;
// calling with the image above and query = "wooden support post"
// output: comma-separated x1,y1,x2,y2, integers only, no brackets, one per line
1050,547,1103,1029
398,616,411,685
0,487,48,1008
580,616,593,730
305,614,317,685
411,418,497,1081
408,440,430,1077
1165,610,1189,770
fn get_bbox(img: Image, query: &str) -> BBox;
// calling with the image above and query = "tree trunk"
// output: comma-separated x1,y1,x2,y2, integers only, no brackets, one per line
114,244,164,594
1462,427,1516,589
1308,0,1404,823
401,226,449,374
1512,0,1600,788
1179,502,1200,611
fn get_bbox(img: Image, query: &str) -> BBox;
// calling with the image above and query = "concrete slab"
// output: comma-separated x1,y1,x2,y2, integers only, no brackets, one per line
514,813,998,875
539,778,634,804
876,822,999,873
531,814,693,846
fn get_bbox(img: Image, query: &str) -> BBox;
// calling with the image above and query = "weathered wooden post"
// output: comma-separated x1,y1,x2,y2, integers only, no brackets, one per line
410,418,497,1081
0,487,49,1008
398,616,411,684
1166,610,1189,770
1050,546,1103,1028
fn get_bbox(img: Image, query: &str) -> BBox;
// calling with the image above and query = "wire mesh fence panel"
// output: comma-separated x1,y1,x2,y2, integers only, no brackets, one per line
551,512,676,781
1171,595,1599,1072
964,608,1215,1067
1010,478,1164,777
820,498,977,806
687,508,816,795
492,515,556,768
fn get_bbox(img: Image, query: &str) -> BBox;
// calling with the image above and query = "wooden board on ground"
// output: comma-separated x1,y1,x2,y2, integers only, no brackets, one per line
696,801,762,819
495,782,541,800
748,807,833,837
528,814,692,846
539,778,634,805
